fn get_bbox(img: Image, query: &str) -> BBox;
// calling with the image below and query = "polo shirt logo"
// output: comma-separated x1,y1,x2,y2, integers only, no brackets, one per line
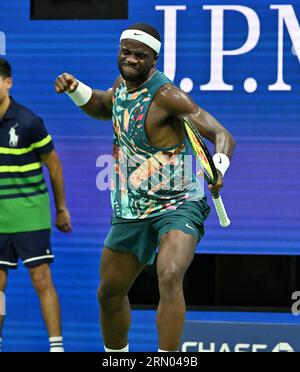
9,124,19,147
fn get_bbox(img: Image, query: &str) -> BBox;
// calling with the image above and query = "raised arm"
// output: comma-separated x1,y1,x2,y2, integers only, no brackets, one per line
54,73,117,120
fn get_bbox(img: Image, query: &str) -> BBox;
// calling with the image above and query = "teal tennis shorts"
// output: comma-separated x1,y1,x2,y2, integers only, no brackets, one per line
104,199,210,265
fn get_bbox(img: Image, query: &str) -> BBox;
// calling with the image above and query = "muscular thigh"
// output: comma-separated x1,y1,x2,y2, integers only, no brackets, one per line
100,247,145,297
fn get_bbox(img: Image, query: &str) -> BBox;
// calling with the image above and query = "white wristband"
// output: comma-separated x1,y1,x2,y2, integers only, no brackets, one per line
66,80,92,107
213,153,230,177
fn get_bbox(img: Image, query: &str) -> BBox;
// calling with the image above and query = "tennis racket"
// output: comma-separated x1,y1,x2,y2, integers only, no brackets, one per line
183,115,230,227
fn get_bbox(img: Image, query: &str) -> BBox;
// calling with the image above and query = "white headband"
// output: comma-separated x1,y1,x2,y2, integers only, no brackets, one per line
120,29,161,55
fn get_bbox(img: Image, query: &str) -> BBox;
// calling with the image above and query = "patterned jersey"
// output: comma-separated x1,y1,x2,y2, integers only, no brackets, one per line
111,70,204,219
0,98,53,233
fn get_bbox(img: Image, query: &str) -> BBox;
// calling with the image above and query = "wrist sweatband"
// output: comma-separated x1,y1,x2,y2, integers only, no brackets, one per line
66,80,92,106
213,153,230,177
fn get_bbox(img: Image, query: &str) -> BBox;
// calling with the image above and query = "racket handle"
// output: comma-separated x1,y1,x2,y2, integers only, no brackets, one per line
212,194,231,227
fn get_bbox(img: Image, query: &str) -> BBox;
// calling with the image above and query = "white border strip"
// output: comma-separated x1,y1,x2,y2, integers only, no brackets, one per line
120,30,161,54
0,261,17,267
23,255,54,264
49,337,63,343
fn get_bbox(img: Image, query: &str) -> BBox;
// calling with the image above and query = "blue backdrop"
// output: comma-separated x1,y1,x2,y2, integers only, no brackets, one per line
1,0,300,257
1,0,300,353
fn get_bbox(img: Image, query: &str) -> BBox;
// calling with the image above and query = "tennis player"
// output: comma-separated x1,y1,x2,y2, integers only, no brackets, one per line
55,23,235,352
0,58,72,352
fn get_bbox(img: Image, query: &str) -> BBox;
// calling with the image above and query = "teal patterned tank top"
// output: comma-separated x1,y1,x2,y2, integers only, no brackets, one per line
111,70,203,219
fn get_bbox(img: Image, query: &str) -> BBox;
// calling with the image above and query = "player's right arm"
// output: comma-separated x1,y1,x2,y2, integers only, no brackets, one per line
54,73,119,120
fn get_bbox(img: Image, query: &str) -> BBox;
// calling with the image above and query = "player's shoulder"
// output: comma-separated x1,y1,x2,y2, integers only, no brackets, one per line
112,75,123,93
13,99,42,127
154,83,191,111
156,83,180,99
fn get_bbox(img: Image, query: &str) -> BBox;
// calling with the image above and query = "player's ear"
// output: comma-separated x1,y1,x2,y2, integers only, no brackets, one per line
6,77,12,90
152,53,159,67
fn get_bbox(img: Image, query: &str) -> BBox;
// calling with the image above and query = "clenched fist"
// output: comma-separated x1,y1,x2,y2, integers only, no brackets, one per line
55,73,79,93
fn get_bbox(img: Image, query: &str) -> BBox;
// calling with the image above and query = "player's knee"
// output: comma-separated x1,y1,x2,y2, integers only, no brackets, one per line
97,286,106,304
98,283,118,303
31,275,50,293
30,266,52,293
98,289,120,314
97,283,127,313
157,264,184,297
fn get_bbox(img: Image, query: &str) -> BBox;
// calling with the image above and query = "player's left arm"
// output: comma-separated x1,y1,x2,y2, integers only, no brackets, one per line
155,84,236,192
40,150,72,233
155,84,236,158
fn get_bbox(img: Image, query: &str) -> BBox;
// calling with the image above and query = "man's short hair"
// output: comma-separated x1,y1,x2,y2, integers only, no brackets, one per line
126,23,161,42
0,58,12,78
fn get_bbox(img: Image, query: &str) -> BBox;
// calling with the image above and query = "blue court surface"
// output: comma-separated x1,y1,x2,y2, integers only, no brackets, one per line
2,250,299,352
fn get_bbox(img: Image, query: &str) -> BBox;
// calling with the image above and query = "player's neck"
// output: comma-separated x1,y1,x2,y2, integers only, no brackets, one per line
125,68,157,93
0,96,10,121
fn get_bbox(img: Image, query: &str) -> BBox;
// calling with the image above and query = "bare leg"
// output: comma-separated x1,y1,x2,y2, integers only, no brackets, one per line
0,269,7,338
156,230,197,351
98,248,144,350
29,264,62,337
